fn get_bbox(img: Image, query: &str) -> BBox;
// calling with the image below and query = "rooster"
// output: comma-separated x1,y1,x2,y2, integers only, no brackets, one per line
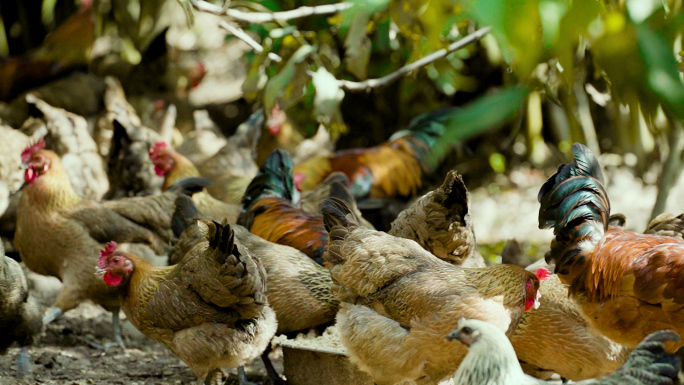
539,142,684,350
239,149,329,264
96,222,276,385
321,197,547,385
449,318,681,385
15,139,202,348
294,107,460,201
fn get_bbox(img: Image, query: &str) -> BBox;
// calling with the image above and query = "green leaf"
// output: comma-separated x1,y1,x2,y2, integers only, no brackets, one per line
344,10,372,79
635,24,684,119
428,85,529,167
468,0,543,76
554,0,603,84
263,45,316,110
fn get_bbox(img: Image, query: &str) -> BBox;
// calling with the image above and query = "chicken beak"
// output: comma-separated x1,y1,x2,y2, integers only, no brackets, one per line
446,330,462,342
94,266,107,276
19,162,28,170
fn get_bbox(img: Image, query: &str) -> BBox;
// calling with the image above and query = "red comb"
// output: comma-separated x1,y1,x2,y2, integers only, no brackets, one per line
536,267,551,281
97,241,117,268
149,141,168,158
21,138,46,163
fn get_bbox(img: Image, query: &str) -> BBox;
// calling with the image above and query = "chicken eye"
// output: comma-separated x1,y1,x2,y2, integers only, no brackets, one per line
113,258,120,263
461,326,472,335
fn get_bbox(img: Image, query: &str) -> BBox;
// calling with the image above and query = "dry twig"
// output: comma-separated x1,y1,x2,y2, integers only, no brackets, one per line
336,26,492,92
189,0,352,23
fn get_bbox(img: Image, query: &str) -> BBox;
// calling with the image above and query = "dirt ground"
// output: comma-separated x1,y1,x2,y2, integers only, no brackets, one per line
0,301,282,385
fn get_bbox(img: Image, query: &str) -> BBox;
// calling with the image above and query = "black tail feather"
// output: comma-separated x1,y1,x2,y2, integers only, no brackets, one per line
168,177,212,196
321,198,357,233
171,195,200,238
538,143,611,270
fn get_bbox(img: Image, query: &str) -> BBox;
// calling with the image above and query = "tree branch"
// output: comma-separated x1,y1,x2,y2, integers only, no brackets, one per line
336,26,492,92
218,21,282,62
189,0,352,23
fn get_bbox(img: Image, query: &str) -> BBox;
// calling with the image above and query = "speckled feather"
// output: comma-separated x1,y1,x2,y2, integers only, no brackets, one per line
321,197,539,385
389,170,481,267
118,220,276,380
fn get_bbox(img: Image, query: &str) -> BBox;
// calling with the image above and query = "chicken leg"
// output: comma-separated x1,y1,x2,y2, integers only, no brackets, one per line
42,307,63,325
17,346,30,378
261,347,288,385
238,366,258,385
88,310,126,351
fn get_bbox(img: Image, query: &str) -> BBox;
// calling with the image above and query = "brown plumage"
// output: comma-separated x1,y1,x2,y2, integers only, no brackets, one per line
539,142,684,350
15,144,197,344
388,170,482,267
0,240,42,376
170,196,337,385
294,107,456,201
299,172,374,229
389,171,628,381
149,141,240,223
321,198,543,385
97,221,276,384
239,149,330,265
645,213,684,238
196,110,262,205
240,196,328,264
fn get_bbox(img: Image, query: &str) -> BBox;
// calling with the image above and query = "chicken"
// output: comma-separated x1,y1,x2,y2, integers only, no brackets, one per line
292,124,334,164
645,213,684,238
257,103,305,166
0,124,31,217
149,141,240,223
388,170,482,268
299,172,374,229
509,273,630,381
197,109,262,205
294,106,460,202
21,94,109,200
321,198,545,385
96,222,276,385
386,170,629,381
175,110,228,167
15,139,202,347
239,149,329,264
0,240,42,378
449,318,680,385
171,194,338,385
539,142,684,350
100,77,165,199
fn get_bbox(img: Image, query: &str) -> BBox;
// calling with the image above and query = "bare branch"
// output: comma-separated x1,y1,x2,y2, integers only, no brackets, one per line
218,21,282,62
190,0,352,23
337,26,492,92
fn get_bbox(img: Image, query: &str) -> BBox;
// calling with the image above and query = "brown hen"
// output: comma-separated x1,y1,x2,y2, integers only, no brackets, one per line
15,140,199,346
97,221,276,385
149,141,240,223
389,170,628,381
321,198,544,385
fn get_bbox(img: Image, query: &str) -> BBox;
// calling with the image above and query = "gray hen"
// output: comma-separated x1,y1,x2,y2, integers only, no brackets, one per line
448,318,680,385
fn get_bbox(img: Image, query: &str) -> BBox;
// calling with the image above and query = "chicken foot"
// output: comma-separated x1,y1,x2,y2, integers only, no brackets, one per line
238,366,258,385
261,347,288,385
42,307,63,325
88,310,126,351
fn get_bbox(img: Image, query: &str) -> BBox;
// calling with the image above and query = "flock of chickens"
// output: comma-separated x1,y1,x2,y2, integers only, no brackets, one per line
2,80,684,385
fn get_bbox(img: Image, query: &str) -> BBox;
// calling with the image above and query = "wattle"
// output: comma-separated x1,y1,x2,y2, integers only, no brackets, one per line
24,168,36,183
524,298,534,312
103,272,123,286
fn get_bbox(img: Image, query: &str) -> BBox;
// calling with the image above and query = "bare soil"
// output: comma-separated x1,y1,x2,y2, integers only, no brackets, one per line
0,302,281,385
